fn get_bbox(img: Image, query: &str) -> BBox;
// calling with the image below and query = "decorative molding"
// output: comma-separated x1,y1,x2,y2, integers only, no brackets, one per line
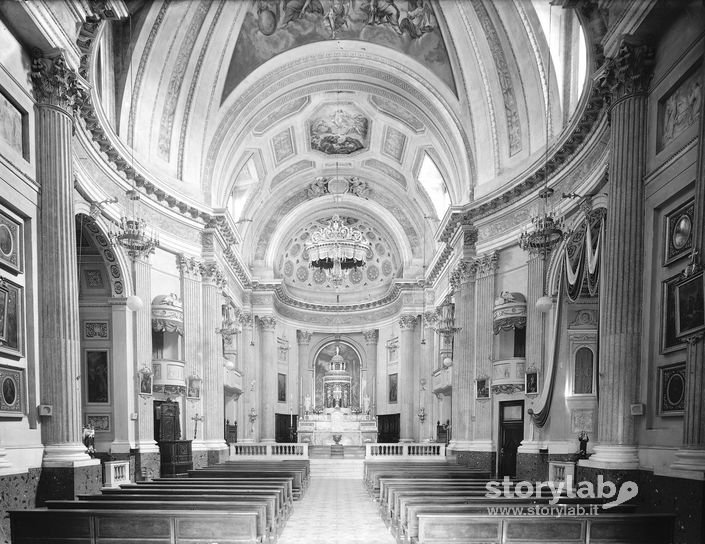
31,52,81,111
237,312,253,329
596,39,655,103
362,330,379,344
273,282,406,313
259,315,277,331
200,262,226,288
423,310,439,329
81,216,125,296
178,255,202,280
450,259,478,292
476,251,499,278
569,309,598,329
491,383,525,395
297,330,313,345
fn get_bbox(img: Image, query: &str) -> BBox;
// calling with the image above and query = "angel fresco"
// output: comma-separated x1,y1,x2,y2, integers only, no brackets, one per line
281,0,325,28
399,0,436,38
362,0,402,33
325,0,353,38
309,106,369,155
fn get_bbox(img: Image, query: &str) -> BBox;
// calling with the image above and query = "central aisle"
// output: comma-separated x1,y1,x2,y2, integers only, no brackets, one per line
277,478,397,544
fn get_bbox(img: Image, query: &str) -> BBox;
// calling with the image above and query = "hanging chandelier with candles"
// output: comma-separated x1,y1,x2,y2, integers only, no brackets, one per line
304,214,372,286
518,187,564,259
111,189,159,259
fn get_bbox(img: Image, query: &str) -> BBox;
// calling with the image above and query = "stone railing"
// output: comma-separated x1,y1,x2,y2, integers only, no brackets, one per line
229,442,309,459
104,460,131,487
365,443,446,458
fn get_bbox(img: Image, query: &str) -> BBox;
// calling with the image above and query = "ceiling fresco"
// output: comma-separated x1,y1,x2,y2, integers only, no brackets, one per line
222,0,457,102
309,102,369,155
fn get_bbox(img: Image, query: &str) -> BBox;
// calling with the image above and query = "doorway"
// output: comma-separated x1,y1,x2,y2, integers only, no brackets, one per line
498,400,524,478
377,414,400,443
275,413,298,443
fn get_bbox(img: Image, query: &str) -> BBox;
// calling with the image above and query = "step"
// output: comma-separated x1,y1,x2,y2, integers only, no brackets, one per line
309,459,365,479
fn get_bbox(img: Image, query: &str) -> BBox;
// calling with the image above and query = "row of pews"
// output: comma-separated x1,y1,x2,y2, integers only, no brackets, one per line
364,460,675,544
10,459,310,544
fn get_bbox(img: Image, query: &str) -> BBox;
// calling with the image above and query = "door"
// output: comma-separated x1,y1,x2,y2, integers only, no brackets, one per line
377,414,400,443
275,413,297,443
498,401,524,478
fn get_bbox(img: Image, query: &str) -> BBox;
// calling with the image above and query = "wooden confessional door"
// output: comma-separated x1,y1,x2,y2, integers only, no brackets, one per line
498,401,524,478
377,414,400,443
275,414,298,443
154,399,182,442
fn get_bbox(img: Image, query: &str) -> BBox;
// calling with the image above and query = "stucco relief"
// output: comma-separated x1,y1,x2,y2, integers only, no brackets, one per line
368,95,425,133
363,159,407,188
382,126,406,163
272,127,295,164
253,96,310,135
271,159,316,187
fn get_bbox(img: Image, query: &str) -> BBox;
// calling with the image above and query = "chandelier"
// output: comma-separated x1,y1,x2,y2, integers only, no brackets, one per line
518,187,564,258
111,189,159,258
304,214,371,286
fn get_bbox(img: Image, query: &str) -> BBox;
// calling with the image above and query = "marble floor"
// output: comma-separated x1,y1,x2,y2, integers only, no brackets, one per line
277,478,396,544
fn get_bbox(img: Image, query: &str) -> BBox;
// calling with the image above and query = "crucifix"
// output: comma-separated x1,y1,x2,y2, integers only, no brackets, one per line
191,413,204,440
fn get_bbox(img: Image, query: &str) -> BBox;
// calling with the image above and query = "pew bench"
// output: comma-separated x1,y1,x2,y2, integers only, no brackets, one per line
191,469,306,498
413,512,674,544
10,508,263,544
143,477,295,504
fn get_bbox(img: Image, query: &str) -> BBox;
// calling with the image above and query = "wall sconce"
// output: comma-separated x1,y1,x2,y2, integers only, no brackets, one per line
249,407,257,423
417,407,426,422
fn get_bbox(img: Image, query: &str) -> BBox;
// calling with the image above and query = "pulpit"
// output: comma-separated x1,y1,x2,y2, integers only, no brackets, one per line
157,399,192,476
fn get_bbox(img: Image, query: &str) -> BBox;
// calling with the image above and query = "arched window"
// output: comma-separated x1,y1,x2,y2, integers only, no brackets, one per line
573,347,594,394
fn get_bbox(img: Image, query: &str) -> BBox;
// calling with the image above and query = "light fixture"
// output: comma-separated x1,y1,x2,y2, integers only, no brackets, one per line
518,4,562,312
224,359,236,371
304,213,371,287
126,295,144,312
110,15,159,260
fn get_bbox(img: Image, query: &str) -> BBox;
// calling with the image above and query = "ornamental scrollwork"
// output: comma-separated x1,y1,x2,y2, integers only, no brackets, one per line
31,52,81,111
491,383,525,395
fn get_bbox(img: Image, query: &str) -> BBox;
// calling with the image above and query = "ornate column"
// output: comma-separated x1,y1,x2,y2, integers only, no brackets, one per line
109,298,135,456
31,53,98,474
420,312,437,441
448,258,478,454
590,39,654,468
133,254,159,474
297,331,313,415
472,252,498,465
238,312,256,441
399,315,418,442
362,330,379,415
200,263,228,461
179,256,205,458
526,254,546,374
259,315,277,442
672,64,705,472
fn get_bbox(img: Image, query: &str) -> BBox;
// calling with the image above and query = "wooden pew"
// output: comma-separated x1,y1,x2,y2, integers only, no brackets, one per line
413,512,674,544
10,508,262,544
45,500,271,543
141,477,295,504
193,467,307,498
365,466,489,495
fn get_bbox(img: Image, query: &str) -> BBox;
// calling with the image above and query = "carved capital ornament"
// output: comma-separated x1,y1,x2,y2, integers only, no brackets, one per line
31,52,81,111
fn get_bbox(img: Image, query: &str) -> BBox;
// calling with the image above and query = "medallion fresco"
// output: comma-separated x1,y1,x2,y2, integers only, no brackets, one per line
223,0,456,101
309,103,369,155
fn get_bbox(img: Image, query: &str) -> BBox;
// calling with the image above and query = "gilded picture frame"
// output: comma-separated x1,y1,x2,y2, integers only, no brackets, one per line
0,278,23,357
658,362,686,416
0,209,23,274
675,272,705,338
663,199,694,266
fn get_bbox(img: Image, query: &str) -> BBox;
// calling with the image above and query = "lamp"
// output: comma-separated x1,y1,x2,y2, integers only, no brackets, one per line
224,359,236,371
518,5,563,312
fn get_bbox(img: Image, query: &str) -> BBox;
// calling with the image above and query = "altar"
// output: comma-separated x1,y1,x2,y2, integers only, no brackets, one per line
297,410,378,446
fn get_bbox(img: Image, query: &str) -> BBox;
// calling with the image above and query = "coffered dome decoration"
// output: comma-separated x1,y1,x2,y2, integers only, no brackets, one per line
278,216,400,303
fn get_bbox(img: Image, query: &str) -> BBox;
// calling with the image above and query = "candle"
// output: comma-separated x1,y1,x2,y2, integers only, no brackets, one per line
289,408,293,426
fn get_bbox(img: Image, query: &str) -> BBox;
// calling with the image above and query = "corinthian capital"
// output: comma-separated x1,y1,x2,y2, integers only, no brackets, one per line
200,262,226,288
362,329,379,344
259,315,277,331
450,259,478,292
598,39,655,102
399,314,418,330
297,330,313,345
178,255,202,280
31,52,80,110
476,252,499,278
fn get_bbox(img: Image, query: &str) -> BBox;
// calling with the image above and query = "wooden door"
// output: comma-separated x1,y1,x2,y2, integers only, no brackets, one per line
275,413,298,443
377,414,400,443
498,401,524,478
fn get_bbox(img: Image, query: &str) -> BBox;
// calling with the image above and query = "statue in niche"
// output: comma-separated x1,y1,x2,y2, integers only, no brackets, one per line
304,393,312,414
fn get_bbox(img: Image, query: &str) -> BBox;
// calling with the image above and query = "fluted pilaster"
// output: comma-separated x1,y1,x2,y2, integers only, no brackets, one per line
32,53,92,466
474,253,498,445
449,259,478,450
363,329,379,415
420,313,437,440
134,256,158,452
259,316,277,441
526,254,546,374
399,315,417,441
672,65,705,472
179,256,204,447
110,298,135,453
200,263,227,451
238,313,256,440
297,331,313,414
592,39,653,468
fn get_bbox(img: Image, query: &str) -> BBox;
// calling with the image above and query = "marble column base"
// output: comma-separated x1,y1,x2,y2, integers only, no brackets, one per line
455,450,495,473
516,451,548,481
134,451,160,481
207,448,229,466
36,463,102,505
582,445,639,469
42,444,99,468
671,448,705,473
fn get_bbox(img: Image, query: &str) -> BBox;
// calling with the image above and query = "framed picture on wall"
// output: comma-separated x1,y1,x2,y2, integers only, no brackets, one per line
664,199,694,266
388,373,398,403
0,278,23,357
525,369,539,395
277,373,286,402
85,350,109,403
659,362,685,415
187,375,201,399
0,209,23,274
85,414,111,432
139,367,153,396
675,272,705,338
0,366,23,415
662,273,685,353
476,377,490,400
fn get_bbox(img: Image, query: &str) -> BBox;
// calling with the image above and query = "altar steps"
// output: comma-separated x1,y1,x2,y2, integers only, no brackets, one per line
308,445,366,459
309,459,365,479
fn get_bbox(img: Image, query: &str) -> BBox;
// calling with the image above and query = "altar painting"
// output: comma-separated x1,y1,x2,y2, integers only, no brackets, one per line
314,342,361,410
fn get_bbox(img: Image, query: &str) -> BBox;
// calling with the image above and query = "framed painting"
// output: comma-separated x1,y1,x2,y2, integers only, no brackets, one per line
139,367,153,396
277,373,286,402
85,414,111,432
662,273,685,353
187,375,201,399
388,373,398,403
476,377,490,400
0,210,22,274
525,369,539,395
659,362,685,415
664,199,694,266
0,366,23,415
85,350,109,404
0,278,23,357
675,272,705,338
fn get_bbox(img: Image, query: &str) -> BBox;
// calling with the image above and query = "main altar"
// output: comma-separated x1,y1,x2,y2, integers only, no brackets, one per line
298,344,378,445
